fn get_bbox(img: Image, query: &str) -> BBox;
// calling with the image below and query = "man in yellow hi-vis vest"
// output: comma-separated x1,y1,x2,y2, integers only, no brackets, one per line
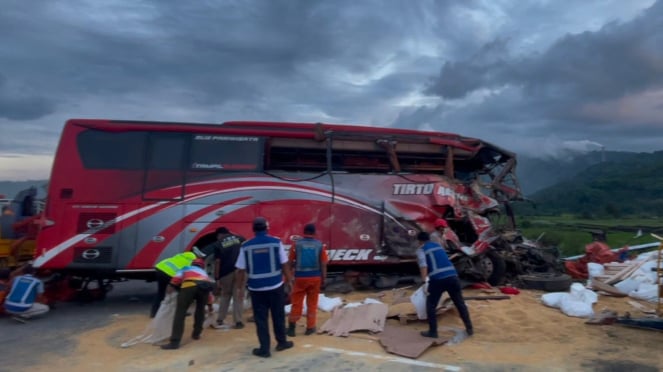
151,252,196,317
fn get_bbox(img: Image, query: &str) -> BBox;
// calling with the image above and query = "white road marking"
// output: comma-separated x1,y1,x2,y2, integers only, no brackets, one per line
302,344,462,371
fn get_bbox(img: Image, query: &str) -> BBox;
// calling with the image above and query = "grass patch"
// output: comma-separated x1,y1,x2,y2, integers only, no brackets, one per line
516,216,660,257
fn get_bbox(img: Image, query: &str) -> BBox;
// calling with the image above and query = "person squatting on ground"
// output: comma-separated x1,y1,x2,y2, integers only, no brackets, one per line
287,223,328,336
235,216,294,358
151,251,197,318
416,231,473,338
204,226,246,329
161,258,215,350
0,268,12,315
3,264,49,320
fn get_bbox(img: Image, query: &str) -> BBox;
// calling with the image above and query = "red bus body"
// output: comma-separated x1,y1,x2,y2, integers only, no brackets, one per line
34,119,522,279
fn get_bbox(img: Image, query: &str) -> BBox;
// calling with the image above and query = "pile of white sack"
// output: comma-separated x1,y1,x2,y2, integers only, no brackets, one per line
284,293,344,315
541,283,598,318
588,251,662,303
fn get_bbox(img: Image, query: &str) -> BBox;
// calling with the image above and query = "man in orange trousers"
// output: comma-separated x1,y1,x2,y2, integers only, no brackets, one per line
287,223,328,336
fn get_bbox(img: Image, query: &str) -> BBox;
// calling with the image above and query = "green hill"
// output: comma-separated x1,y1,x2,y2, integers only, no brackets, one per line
518,151,663,217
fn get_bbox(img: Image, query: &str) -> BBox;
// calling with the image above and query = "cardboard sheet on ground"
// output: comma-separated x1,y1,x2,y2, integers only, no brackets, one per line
320,302,388,337
121,293,177,348
378,325,450,359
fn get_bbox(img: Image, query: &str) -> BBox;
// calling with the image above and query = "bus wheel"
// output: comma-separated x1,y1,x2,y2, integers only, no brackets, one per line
479,251,506,286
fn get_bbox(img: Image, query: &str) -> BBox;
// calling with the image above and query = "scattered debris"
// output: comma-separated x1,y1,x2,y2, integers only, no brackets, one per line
626,300,656,315
378,325,449,359
464,295,511,301
615,313,663,331
588,280,627,297
540,283,597,318
591,261,649,285
585,309,618,325
319,303,388,337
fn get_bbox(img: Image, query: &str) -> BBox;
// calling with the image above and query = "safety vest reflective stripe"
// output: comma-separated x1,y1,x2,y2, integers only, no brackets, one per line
156,252,195,277
295,241,321,272
5,276,39,309
246,243,281,279
424,244,457,278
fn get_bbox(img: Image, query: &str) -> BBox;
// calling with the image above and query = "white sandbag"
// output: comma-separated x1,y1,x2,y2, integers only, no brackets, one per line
629,283,659,303
121,293,177,348
284,302,307,315
559,297,594,318
318,294,343,312
541,292,569,308
569,283,598,304
363,298,383,305
630,261,658,283
541,284,595,317
343,302,363,309
587,263,605,278
285,294,343,314
410,284,428,320
614,278,640,294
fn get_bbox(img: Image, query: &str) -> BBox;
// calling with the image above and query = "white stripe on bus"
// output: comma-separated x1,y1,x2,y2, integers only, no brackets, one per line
33,202,167,268
35,183,403,267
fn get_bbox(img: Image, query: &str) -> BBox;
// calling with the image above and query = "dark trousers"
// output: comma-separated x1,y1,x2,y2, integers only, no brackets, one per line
427,275,473,336
170,285,208,344
151,270,172,317
250,284,287,353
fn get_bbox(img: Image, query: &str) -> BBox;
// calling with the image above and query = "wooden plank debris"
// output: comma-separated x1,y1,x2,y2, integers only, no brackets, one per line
589,279,627,297
627,300,657,314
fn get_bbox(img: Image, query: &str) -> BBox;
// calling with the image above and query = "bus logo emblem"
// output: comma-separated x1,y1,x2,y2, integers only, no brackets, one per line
81,249,101,260
86,219,105,229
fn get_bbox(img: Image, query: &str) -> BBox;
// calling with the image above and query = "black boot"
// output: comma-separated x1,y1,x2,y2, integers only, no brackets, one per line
161,342,180,350
287,322,296,337
420,330,438,338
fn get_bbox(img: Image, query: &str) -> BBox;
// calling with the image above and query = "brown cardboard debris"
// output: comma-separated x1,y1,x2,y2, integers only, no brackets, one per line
378,325,449,359
320,303,388,337
387,302,416,318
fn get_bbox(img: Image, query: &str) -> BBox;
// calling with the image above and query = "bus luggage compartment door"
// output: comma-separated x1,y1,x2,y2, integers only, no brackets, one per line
64,204,122,270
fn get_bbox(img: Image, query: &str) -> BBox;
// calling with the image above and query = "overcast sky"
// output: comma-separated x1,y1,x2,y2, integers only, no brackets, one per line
1,0,662,181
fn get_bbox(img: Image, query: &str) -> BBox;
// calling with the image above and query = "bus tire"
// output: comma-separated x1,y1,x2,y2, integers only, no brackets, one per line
479,251,506,286
518,273,572,292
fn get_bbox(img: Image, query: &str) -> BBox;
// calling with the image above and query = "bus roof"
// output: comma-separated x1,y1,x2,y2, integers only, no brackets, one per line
64,118,514,161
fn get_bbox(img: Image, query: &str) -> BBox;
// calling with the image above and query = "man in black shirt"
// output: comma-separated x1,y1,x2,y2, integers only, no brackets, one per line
206,227,246,329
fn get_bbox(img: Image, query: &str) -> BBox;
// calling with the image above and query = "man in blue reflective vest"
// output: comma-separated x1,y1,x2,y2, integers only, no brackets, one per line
235,217,294,358
416,231,473,338
4,265,49,321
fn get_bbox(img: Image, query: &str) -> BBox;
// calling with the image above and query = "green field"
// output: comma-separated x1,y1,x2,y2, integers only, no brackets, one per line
515,215,662,257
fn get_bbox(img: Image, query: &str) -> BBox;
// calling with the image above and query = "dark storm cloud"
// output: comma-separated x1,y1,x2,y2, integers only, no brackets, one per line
0,74,56,120
0,0,661,180
423,0,663,125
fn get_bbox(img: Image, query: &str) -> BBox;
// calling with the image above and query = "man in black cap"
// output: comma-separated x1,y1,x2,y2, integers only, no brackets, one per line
416,231,473,338
235,217,294,358
209,226,246,329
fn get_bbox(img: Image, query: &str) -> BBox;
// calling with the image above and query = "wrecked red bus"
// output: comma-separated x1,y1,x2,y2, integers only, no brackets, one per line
34,119,524,292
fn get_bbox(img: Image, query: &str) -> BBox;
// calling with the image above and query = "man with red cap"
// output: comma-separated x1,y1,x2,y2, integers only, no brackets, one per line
161,258,215,350
431,218,461,250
